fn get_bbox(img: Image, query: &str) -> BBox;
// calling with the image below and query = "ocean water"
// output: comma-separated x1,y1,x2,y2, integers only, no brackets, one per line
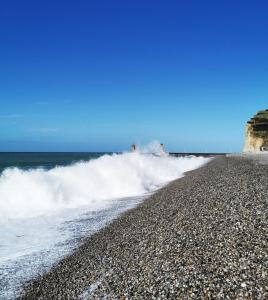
0,146,210,299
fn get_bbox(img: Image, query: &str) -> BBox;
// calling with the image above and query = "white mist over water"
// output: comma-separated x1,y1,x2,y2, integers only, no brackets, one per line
0,147,210,299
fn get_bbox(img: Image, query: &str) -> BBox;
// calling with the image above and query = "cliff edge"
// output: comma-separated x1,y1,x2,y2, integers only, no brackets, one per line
244,110,268,152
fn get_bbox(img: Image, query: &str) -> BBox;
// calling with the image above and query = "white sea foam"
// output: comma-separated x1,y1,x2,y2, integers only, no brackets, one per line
0,147,210,299
0,151,209,219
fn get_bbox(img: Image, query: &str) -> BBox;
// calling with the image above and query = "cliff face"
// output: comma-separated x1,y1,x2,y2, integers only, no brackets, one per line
243,110,268,152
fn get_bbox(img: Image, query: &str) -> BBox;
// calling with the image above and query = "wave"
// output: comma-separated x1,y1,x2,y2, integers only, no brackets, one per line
0,151,209,219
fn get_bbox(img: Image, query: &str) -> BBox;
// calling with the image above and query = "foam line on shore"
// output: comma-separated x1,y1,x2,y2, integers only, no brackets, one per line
0,152,209,219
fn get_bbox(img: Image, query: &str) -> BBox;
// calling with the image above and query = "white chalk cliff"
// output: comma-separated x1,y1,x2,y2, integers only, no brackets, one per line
244,110,268,152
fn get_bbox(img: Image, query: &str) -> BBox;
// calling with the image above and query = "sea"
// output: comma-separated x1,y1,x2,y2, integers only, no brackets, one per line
0,144,210,299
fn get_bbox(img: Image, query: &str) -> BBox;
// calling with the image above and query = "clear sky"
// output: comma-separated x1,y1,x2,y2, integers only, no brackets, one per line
1,0,268,152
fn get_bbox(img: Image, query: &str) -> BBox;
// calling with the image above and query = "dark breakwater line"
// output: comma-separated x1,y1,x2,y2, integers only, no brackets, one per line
169,152,226,157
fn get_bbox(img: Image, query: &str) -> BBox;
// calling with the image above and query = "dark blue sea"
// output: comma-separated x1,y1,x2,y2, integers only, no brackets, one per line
0,152,108,173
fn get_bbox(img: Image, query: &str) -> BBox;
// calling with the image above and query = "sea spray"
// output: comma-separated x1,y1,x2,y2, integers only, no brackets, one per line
0,149,210,299
0,152,209,219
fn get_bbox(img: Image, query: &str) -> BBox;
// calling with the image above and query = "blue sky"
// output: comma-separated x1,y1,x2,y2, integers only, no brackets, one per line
1,0,268,152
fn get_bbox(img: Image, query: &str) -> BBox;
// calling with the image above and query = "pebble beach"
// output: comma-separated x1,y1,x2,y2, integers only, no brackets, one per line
21,155,268,299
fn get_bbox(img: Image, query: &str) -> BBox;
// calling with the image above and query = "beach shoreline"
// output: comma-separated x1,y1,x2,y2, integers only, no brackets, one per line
21,155,268,299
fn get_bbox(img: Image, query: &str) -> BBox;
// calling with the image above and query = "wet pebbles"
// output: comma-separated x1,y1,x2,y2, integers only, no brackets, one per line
21,156,268,299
